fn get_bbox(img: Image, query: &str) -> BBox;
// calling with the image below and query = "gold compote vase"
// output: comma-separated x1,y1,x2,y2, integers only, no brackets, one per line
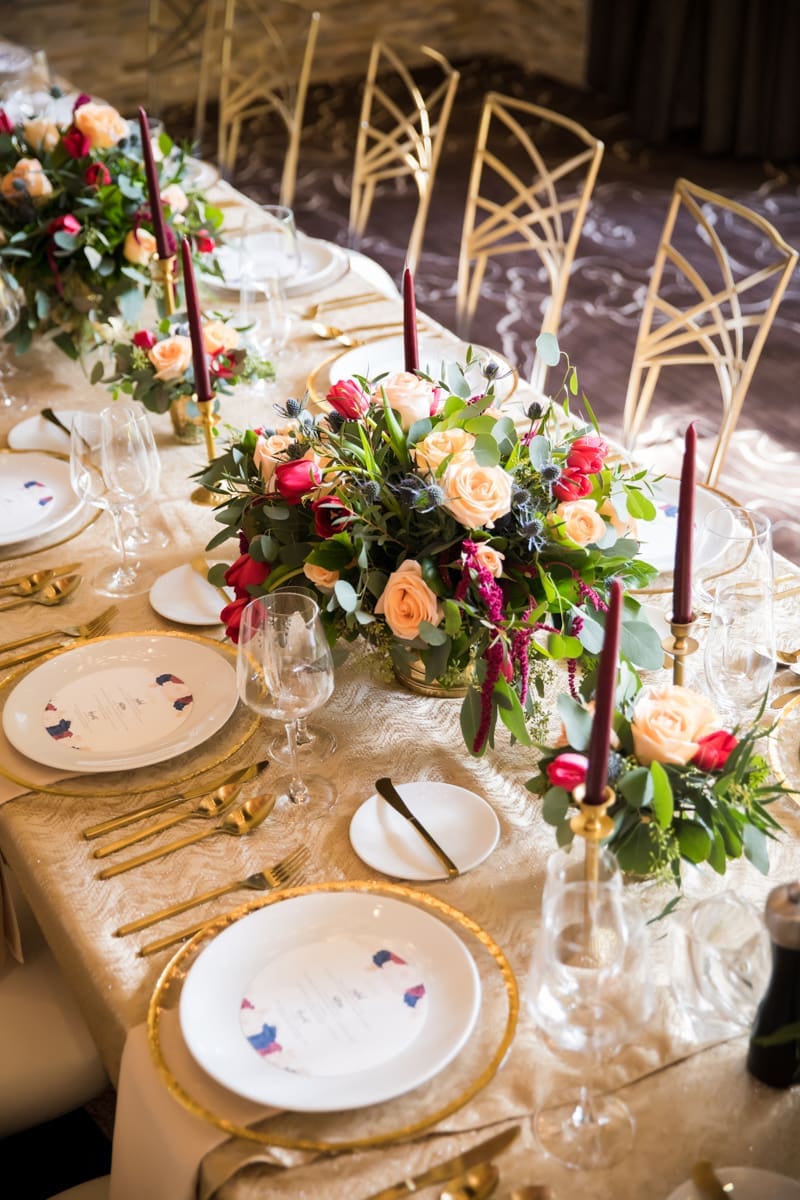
394,657,475,699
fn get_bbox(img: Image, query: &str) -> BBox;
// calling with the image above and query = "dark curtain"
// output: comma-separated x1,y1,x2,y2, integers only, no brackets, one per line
587,0,800,161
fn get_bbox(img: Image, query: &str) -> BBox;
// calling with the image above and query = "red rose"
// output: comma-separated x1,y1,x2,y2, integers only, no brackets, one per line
48,214,82,236
209,351,235,380
62,127,91,159
552,467,592,501
692,730,738,771
546,752,590,790
220,596,250,644
223,553,271,599
567,434,609,475
83,162,111,188
194,229,215,254
0,110,12,135
274,458,322,505
311,496,351,539
132,329,156,350
326,378,370,420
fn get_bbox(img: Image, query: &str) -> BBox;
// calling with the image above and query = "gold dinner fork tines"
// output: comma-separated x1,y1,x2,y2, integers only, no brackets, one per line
116,844,311,937
0,605,118,666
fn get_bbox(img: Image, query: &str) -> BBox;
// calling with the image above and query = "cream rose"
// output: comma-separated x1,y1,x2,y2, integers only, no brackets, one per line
442,452,513,529
472,542,505,578
147,334,193,382
414,426,475,475
23,118,60,153
73,102,129,149
303,562,339,591
375,559,443,641
123,228,157,265
375,371,438,431
553,498,606,546
253,431,297,486
201,320,239,354
160,183,188,214
0,157,52,201
631,684,718,766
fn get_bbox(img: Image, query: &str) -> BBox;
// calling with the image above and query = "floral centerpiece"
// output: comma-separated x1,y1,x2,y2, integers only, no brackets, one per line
530,664,789,883
198,337,665,756
0,90,223,358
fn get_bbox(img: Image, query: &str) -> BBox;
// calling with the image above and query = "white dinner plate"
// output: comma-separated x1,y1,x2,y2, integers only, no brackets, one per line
2,634,238,772
636,475,732,574
149,561,233,627
7,410,79,453
350,780,500,881
327,334,518,404
0,452,82,547
666,1166,800,1200
179,889,481,1111
184,156,221,191
204,233,349,298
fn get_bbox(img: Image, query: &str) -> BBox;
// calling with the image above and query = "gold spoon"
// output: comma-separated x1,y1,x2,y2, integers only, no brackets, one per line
0,573,82,611
97,790,279,879
440,1161,500,1200
509,1187,553,1200
310,319,407,345
0,563,80,596
299,290,384,320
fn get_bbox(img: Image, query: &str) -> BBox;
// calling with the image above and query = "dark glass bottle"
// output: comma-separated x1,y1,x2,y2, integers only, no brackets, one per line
746,881,800,1089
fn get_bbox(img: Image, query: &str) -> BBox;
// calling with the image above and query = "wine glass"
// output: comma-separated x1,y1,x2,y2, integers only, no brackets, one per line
0,269,26,409
695,505,774,615
121,408,171,552
703,578,775,726
236,591,336,813
69,406,156,597
265,585,337,764
237,206,297,367
682,890,771,1032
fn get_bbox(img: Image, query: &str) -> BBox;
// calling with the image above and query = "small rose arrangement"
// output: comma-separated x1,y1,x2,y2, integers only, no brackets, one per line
99,311,274,413
198,339,665,758
529,663,789,883
0,90,223,358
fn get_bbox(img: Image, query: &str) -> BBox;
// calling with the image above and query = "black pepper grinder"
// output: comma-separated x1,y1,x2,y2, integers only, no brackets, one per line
746,881,800,1088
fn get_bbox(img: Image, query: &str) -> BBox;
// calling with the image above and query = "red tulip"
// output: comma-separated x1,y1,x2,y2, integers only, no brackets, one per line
132,329,156,350
326,378,370,419
692,730,738,771
546,752,590,790
274,458,322,505
552,468,592,502
567,434,609,475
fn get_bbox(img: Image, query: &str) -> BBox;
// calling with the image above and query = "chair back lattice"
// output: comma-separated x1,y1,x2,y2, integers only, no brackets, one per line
622,177,798,488
146,0,212,135
210,0,320,206
349,41,460,277
455,92,604,370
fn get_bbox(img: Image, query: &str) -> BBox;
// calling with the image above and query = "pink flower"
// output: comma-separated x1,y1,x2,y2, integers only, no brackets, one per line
72,93,92,113
220,596,249,644
552,467,592,502
62,126,91,159
567,434,609,475
274,458,322,505
546,752,590,790
132,329,156,350
83,162,111,188
692,730,738,771
194,229,215,254
0,110,12,134
224,553,271,599
311,496,351,539
47,214,81,236
326,378,370,419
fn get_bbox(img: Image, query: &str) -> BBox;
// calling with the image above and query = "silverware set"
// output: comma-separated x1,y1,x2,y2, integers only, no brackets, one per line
0,571,82,611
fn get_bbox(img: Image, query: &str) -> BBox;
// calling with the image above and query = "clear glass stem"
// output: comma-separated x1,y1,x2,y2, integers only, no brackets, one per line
108,504,135,577
285,720,310,804
295,716,312,747
572,1084,598,1130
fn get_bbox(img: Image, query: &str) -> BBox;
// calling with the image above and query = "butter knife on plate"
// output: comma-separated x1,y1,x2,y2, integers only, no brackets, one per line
374,777,460,879
362,1124,520,1200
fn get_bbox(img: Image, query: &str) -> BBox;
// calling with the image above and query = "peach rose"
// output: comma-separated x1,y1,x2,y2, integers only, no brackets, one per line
472,542,505,577
73,102,128,149
0,157,52,201
375,559,443,641
201,320,239,354
375,371,439,431
161,183,188,214
23,118,60,153
414,426,475,475
252,430,297,486
442,452,513,528
303,562,339,591
147,334,193,382
123,228,157,265
600,498,637,539
552,498,606,546
631,684,718,766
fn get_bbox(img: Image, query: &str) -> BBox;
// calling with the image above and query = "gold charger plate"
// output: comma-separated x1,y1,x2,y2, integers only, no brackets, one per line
147,878,519,1152
0,448,100,560
0,629,260,798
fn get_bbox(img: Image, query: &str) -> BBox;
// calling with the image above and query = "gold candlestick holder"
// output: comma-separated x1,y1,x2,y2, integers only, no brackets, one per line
662,618,699,686
190,395,220,507
570,784,615,881
153,254,177,316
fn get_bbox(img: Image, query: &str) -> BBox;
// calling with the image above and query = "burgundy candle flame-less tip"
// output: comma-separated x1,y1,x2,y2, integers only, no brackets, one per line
403,266,419,373
180,236,212,405
137,106,169,260
672,422,697,624
584,576,623,805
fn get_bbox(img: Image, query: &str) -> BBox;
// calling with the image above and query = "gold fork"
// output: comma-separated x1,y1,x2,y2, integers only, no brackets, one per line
116,844,311,937
136,851,312,956
0,606,118,667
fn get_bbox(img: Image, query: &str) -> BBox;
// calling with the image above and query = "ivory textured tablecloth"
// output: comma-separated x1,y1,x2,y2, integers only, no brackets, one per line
1,204,799,1198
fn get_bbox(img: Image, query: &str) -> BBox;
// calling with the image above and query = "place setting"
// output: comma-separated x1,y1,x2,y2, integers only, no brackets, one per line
0,447,92,560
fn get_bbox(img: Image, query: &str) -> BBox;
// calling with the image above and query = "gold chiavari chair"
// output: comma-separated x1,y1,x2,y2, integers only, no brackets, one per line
455,92,604,388
146,0,212,140
622,177,798,488
349,41,460,277
210,0,320,206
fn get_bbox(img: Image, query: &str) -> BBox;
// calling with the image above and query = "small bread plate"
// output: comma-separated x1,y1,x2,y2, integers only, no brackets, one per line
203,233,349,298
350,780,500,881
2,633,238,772
0,451,82,547
7,410,79,453
149,561,233,626
666,1166,800,1200
179,888,482,1111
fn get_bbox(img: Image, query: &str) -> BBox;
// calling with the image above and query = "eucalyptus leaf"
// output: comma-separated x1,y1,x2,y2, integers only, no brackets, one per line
333,578,358,613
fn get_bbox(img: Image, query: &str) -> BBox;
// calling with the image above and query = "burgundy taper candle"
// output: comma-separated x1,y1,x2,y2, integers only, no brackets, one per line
138,106,169,260
672,422,697,624
403,266,419,373
584,577,623,805
180,236,212,404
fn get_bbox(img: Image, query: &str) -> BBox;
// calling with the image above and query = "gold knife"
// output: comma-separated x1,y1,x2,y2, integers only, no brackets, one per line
0,562,81,593
189,554,231,606
361,1125,520,1200
375,777,460,879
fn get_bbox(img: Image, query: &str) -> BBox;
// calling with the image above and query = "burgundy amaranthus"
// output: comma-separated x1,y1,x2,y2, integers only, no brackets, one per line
460,540,509,753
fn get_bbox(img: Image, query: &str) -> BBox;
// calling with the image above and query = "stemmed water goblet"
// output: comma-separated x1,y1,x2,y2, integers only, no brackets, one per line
703,577,776,727
265,585,337,764
236,590,336,813
236,205,298,371
121,408,171,553
694,505,774,616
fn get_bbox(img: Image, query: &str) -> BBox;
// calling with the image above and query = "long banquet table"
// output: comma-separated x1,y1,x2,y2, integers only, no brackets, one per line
1,186,799,1200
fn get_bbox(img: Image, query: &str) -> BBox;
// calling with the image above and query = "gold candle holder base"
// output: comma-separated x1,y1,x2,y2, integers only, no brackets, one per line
570,784,615,882
153,254,177,316
190,394,219,507
662,618,699,686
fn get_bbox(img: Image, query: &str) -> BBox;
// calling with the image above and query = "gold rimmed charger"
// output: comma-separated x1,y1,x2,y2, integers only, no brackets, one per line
0,447,101,561
147,878,519,1153
768,692,800,807
0,629,260,798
